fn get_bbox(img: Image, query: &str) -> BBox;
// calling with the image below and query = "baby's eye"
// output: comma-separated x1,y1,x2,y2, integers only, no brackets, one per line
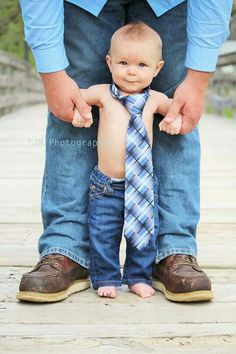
119,61,128,65
139,63,147,67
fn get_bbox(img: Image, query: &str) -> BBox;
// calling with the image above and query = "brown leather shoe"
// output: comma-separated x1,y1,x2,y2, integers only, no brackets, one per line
152,254,214,302
16,254,90,302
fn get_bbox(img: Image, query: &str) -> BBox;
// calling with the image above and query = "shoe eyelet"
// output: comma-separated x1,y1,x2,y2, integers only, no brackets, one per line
59,256,63,260
54,262,58,266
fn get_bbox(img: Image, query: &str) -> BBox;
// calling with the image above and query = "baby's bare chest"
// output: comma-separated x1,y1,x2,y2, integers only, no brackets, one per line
99,97,156,129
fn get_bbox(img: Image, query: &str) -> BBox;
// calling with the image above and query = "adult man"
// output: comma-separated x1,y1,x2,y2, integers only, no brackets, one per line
17,0,233,303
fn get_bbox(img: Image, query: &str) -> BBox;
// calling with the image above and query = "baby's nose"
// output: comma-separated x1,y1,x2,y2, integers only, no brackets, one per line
127,66,137,75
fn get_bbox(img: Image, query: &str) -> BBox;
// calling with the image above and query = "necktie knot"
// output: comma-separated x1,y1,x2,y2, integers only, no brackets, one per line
110,82,150,115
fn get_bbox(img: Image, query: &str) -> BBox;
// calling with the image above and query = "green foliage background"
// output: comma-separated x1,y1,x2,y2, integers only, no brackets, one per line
0,0,34,65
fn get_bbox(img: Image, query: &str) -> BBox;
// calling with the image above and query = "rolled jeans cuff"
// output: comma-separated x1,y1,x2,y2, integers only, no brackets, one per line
155,248,197,264
40,247,89,269
91,280,122,290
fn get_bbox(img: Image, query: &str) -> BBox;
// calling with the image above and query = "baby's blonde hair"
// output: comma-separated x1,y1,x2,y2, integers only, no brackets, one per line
109,21,163,61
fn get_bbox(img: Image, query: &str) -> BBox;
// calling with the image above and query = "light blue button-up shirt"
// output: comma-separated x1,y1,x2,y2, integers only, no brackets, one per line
19,0,233,73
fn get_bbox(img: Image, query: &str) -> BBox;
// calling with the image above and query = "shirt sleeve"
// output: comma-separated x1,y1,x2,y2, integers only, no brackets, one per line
19,0,69,73
185,0,233,72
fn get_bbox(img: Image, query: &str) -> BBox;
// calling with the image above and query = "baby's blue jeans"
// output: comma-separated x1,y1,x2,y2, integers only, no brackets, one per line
39,0,199,268
88,166,159,289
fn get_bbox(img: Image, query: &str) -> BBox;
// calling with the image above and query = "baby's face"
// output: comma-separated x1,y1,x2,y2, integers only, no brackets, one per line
106,38,163,95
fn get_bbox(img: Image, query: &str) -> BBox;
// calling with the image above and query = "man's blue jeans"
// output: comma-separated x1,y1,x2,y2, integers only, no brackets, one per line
39,0,199,269
88,166,159,289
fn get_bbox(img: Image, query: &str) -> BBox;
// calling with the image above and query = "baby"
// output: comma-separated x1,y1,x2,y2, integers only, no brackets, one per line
72,22,182,299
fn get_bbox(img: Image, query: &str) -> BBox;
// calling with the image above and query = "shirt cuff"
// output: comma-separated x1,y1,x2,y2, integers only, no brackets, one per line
185,43,220,72
32,43,69,73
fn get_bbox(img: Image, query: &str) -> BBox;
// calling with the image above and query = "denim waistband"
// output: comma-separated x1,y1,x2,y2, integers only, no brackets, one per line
90,165,158,190
90,165,125,190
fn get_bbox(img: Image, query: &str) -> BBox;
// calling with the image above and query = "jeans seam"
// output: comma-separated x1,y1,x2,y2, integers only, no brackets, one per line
41,165,49,229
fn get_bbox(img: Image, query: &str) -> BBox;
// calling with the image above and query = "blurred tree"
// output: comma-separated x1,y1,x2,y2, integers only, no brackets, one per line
0,0,34,65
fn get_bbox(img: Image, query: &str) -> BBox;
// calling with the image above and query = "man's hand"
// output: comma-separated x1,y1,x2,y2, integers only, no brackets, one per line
163,70,212,134
40,70,92,123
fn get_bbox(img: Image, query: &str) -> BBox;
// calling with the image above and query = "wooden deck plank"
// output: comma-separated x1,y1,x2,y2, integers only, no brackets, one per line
1,300,236,325
1,205,236,223
0,335,236,354
1,238,236,267
1,322,236,339
0,223,235,267
1,267,236,304
1,178,236,216
1,267,236,303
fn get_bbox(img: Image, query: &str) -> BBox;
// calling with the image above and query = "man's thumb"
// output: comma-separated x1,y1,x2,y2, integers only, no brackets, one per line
164,100,182,123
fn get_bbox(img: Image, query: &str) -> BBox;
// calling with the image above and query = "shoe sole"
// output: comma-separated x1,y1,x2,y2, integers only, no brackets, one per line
152,279,214,302
16,278,91,303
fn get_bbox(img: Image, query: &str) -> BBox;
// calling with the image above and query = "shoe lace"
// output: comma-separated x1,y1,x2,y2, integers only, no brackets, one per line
170,255,197,268
35,254,64,270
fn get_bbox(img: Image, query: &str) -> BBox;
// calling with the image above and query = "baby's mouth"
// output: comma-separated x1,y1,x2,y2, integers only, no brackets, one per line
125,80,138,83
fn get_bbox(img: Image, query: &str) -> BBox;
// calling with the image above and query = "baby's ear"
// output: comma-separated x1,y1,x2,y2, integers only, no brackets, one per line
106,54,112,72
154,60,164,77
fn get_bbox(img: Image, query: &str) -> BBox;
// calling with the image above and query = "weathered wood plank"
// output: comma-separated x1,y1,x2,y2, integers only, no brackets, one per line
1,238,235,268
2,266,236,283
1,298,236,326
0,336,236,354
0,52,44,115
217,51,236,66
2,223,235,244
1,271,236,304
1,189,236,223
200,209,236,223
0,223,235,267
0,322,236,339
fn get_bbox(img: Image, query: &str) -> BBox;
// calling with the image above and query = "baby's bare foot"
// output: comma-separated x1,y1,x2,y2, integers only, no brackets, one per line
128,283,155,298
97,286,117,299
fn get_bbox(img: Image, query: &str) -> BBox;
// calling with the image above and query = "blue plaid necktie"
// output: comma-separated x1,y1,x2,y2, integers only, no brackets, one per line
110,82,154,251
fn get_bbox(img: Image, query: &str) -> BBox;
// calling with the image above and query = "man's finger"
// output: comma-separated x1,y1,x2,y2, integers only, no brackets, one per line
74,92,93,120
164,100,182,123
180,119,194,135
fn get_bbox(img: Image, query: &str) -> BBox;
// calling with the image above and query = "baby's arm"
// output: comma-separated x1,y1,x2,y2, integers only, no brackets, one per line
154,92,182,135
72,85,102,128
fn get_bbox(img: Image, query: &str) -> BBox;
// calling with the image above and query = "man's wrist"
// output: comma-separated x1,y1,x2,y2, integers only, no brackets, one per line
40,71,71,91
186,69,212,89
40,70,68,83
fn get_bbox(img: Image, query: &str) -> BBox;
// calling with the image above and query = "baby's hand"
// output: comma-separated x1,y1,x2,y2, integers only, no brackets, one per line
72,107,93,128
159,113,182,135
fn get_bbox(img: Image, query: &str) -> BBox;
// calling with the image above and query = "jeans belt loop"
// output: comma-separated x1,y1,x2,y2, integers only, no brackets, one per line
104,180,114,195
